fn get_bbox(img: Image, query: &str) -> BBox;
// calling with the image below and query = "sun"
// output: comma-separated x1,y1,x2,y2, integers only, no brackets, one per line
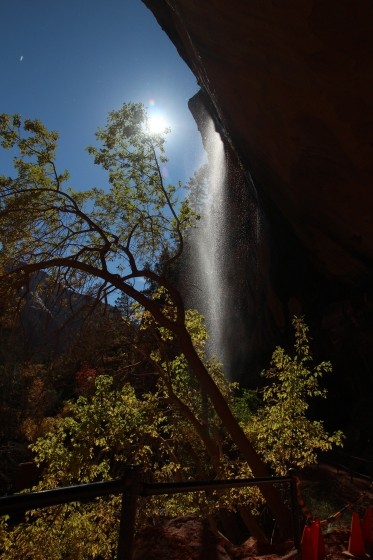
147,114,168,134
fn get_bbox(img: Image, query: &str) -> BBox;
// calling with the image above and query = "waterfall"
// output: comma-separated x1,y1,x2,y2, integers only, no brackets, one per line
184,115,236,372
185,97,259,380
195,118,228,364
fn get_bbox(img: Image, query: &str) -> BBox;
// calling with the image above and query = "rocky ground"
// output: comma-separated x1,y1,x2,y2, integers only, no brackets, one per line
133,465,373,560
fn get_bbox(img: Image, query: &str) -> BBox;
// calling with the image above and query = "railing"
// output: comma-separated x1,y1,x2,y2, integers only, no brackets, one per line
0,466,301,559
321,450,373,479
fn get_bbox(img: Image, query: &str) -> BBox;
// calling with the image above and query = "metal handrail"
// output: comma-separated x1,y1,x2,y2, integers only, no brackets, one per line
0,478,123,514
0,467,301,560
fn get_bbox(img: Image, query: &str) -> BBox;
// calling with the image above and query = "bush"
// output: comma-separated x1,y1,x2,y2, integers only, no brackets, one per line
247,316,344,475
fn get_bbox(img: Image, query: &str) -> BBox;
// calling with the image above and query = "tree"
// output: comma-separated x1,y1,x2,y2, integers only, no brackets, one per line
0,311,262,559
0,310,250,557
184,163,209,215
0,106,291,532
1,376,176,560
247,316,344,475
0,371,259,559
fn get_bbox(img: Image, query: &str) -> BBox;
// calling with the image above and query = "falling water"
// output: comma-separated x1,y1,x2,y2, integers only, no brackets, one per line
194,118,229,365
185,100,260,380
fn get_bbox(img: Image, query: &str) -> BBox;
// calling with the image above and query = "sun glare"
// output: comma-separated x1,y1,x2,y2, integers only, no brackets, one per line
148,114,168,134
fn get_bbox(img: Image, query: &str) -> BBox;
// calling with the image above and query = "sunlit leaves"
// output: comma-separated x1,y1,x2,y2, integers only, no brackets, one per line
0,372,221,559
31,376,167,485
0,105,288,543
0,104,196,302
247,316,344,475
85,102,190,270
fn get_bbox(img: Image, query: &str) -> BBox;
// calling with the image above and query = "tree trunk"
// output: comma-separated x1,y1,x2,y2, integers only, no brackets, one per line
177,324,292,536
9,261,292,535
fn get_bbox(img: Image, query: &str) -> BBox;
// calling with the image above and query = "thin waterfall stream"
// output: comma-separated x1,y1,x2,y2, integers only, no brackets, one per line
185,101,261,380
193,118,229,367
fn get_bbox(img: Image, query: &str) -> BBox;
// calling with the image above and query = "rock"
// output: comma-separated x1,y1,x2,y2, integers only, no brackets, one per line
143,0,373,284
133,515,232,559
142,0,373,450
133,515,298,560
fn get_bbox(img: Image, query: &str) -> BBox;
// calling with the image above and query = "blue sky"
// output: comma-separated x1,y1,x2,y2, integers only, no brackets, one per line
0,0,203,189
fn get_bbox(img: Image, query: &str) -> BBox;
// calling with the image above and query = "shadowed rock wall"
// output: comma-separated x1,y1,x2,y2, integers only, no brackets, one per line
142,0,373,452
143,0,373,283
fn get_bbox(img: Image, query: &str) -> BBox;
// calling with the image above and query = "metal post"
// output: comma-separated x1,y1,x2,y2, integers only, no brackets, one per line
117,465,141,560
289,472,302,557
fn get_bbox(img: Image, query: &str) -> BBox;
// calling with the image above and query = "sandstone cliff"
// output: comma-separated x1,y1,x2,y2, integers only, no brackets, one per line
142,0,373,453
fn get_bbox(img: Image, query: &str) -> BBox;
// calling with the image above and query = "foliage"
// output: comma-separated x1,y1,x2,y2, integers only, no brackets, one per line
0,361,58,444
134,293,247,469
0,376,183,559
0,304,263,559
184,163,209,215
0,107,194,289
0,105,293,534
0,376,258,558
0,314,344,557
247,316,344,475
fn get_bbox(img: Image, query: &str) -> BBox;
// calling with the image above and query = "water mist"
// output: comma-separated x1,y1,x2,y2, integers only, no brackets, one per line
192,117,229,366
185,95,261,380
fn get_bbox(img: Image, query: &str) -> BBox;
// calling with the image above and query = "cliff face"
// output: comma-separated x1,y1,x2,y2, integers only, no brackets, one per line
143,0,373,284
142,0,373,449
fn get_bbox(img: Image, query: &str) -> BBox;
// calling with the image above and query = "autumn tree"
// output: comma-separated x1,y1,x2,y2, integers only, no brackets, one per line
0,106,290,532
0,310,262,559
247,316,344,475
